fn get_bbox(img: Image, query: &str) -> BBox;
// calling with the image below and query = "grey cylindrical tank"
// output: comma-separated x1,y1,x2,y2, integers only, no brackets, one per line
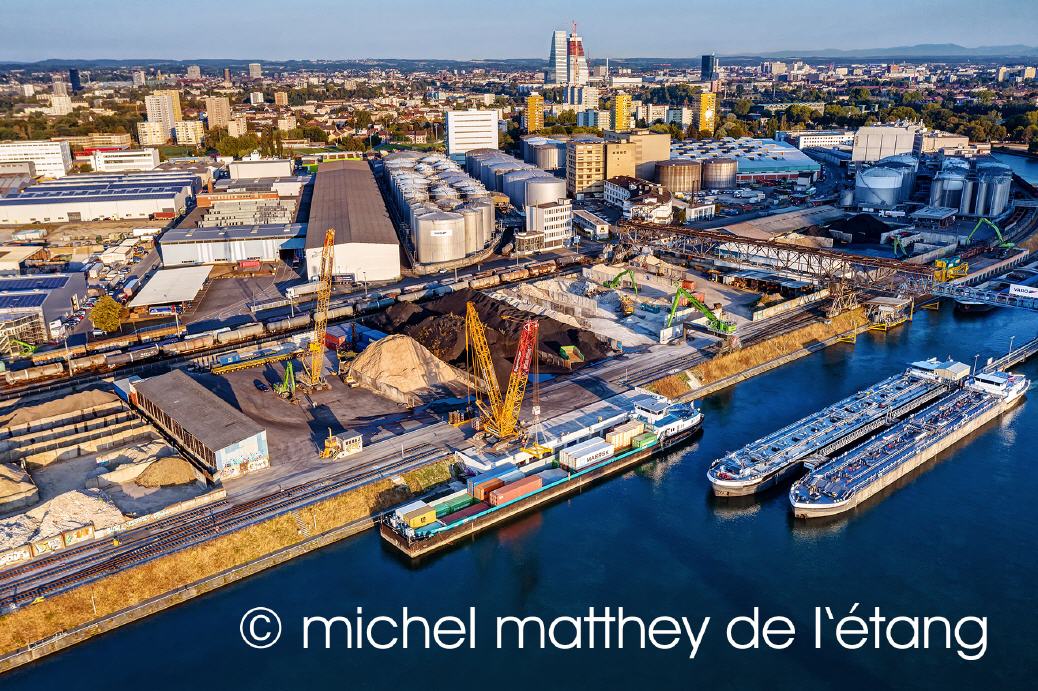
525,176,567,208
854,167,902,208
415,211,466,264
702,158,737,190
974,178,990,216
460,206,481,254
959,178,975,215
471,198,494,248
656,159,703,194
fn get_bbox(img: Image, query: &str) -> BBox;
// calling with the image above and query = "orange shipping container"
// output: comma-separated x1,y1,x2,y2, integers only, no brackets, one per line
488,476,543,506
471,477,506,502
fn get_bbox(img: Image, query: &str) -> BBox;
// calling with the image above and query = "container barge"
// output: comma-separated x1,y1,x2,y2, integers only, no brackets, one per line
790,369,1029,518
381,393,702,559
707,358,960,496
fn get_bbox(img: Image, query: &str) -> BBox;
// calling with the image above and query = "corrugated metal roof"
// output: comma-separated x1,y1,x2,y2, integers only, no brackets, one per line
306,160,398,250
134,369,265,451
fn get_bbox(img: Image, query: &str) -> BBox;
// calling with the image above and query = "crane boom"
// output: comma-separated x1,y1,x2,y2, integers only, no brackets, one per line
464,301,538,443
309,228,335,388
667,287,736,334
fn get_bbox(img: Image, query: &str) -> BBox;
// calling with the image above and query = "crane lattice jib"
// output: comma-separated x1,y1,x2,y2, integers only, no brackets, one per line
499,320,539,441
309,228,335,387
465,302,505,429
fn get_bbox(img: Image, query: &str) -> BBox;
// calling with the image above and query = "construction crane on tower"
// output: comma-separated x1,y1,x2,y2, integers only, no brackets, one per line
308,228,335,390
464,302,539,446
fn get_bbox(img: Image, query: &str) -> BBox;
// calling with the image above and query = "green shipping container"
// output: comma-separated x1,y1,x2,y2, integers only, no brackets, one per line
433,495,474,517
632,432,657,448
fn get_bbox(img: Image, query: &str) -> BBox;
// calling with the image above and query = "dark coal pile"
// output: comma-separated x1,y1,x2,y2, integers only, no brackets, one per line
366,289,610,383
828,213,891,244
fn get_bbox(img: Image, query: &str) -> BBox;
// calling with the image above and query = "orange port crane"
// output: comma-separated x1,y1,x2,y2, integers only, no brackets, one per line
464,301,538,444
308,228,335,389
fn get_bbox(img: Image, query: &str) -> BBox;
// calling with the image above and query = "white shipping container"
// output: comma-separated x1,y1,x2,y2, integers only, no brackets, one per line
1009,284,1038,299
393,500,428,520
560,438,614,471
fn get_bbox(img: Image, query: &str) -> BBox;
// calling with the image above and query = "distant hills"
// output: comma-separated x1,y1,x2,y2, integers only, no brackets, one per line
749,43,1038,59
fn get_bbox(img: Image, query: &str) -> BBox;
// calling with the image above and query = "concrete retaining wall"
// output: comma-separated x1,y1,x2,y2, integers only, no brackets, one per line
751,288,830,322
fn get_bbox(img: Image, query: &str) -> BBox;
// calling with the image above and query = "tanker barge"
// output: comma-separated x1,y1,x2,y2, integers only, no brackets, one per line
381,392,702,559
790,369,1029,518
707,359,959,496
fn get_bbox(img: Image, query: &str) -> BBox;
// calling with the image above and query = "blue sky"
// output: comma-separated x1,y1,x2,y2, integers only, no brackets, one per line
3,0,1036,61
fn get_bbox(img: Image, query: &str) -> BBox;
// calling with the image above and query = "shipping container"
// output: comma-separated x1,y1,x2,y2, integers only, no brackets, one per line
439,501,490,525
559,437,614,471
465,464,517,494
217,352,241,366
488,475,543,506
632,432,658,449
393,500,428,521
402,505,437,529
471,477,506,502
432,493,474,517
238,259,262,270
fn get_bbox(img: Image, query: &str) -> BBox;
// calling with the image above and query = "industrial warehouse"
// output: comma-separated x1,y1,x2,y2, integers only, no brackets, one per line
305,159,400,281
0,171,201,224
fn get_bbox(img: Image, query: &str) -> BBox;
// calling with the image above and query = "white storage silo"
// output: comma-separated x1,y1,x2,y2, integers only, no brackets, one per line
415,211,466,264
854,167,902,208
525,176,567,208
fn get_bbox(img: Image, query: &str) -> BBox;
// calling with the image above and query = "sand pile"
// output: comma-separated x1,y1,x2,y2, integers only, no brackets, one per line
96,440,170,468
135,456,198,488
349,335,467,401
0,463,36,501
0,489,125,551
0,389,120,429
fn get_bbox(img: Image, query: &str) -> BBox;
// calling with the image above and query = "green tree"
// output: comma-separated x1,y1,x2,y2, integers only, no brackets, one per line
90,295,125,333
733,99,753,117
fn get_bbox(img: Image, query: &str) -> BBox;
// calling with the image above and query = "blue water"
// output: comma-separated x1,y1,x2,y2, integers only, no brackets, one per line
6,307,1038,690
992,151,1038,185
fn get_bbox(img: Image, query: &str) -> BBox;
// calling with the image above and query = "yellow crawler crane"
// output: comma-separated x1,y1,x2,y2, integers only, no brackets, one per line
464,302,539,445
308,228,335,389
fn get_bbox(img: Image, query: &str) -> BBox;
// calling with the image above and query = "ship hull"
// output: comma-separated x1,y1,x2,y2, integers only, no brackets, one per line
382,418,702,558
792,393,1023,519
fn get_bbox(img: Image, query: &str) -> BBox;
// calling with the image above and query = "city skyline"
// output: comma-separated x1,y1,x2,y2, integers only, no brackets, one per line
4,0,1038,62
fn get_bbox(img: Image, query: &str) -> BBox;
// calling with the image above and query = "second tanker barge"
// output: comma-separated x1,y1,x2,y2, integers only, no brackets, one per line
790,369,1029,518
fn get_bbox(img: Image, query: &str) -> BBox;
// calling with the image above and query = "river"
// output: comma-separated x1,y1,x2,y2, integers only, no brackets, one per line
5,307,1038,690
992,150,1038,185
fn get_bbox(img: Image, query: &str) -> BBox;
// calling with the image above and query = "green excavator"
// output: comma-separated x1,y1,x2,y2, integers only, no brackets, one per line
602,268,639,295
666,287,737,335
966,217,1015,250
274,361,296,400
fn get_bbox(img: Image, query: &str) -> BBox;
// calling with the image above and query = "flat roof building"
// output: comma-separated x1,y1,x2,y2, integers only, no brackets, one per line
0,272,87,342
305,160,400,282
159,223,305,266
446,109,499,158
133,369,269,480
90,148,160,173
0,140,73,179
670,137,820,183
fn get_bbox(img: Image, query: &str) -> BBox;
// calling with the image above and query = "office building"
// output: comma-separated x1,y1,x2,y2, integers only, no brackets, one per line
250,91,264,106
137,121,169,146
525,198,573,249
702,54,719,81
223,67,232,83
567,32,589,85
186,65,202,79
0,274,88,342
690,91,717,136
205,96,232,129
576,109,611,128
132,70,146,87
525,93,544,133
851,124,924,163
52,77,67,97
305,160,400,281
153,89,183,121
914,130,971,156
604,176,673,224
777,129,855,150
446,109,499,158
90,148,160,173
228,117,249,138
0,140,72,179
761,61,787,76
277,115,297,131
144,93,177,137
565,137,634,198
68,68,82,93
564,85,599,111
248,63,262,79
546,30,568,85
49,95,73,116
174,120,206,146
612,92,632,132
604,129,670,180
274,91,288,106
50,132,133,149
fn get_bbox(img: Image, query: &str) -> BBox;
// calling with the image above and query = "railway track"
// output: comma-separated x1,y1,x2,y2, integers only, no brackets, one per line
0,443,447,608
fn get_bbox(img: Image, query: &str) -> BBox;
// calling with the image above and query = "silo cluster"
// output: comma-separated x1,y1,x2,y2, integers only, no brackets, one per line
465,150,564,209
655,159,703,194
928,157,1013,217
520,135,569,174
383,151,495,265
